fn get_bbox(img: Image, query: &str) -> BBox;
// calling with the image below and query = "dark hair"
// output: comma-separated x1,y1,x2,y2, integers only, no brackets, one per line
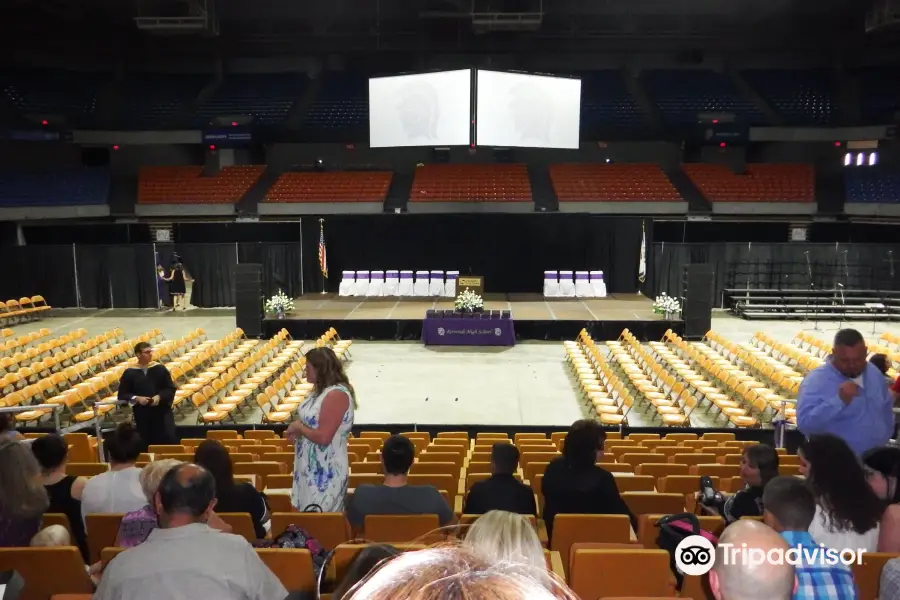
744,444,780,485
0,413,12,433
305,347,357,408
333,544,400,600
133,341,152,355
158,464,217,518
834,329,864,348
862,446,900,504
870,354,890,375
381,435,415,476
799,434,884,533
31,434,68,471
562,420,605,469
490,443,520,475
763,476,816,530
193,440,236,495
106,423,143,464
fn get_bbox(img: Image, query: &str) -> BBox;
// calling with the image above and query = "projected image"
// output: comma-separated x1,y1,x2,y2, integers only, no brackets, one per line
476,70,581,149
369,70,472,148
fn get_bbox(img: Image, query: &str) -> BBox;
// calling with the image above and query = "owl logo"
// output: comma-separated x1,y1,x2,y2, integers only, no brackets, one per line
397,81,440,141
437,327,446,336
494,328,502,336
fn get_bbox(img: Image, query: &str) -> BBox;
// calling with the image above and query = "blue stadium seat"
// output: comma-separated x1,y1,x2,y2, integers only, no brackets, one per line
193,74,308,126
302,73,368,132
845,167,900,204
577,71,648,135
858,65,900,125
122,74,208,129
742,69,838,126
2,71,102,126
640,69,768,127
0,169,109,207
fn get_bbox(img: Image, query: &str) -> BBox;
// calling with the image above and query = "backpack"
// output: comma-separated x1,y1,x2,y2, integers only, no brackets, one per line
655,512,719,589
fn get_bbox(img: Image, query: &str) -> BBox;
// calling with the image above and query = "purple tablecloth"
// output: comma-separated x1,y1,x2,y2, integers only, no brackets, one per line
421,317,516,346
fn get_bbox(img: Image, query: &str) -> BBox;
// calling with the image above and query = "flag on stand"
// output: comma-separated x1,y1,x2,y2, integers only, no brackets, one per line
638,221,646,284
318,219,328,279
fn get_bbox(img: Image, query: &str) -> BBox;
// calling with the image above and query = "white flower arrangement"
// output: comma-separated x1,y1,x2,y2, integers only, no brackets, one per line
653,292,681,315
455,288,484,312
265,290,294,314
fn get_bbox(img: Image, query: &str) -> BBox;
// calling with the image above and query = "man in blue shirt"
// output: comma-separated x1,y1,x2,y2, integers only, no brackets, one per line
763,476,857,600
796,328,893,456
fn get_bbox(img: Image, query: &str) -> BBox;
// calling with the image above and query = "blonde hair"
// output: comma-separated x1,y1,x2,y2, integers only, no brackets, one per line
463,511,547,572
344,546,576,600
140,459,183,503
31,524,71,547
0,439,49,519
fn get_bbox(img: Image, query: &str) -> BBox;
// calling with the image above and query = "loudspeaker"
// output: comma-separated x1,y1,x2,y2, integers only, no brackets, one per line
683,264,714,340
234,264,263,338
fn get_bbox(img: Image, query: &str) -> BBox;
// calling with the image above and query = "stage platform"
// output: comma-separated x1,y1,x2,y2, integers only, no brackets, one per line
265,293,683,341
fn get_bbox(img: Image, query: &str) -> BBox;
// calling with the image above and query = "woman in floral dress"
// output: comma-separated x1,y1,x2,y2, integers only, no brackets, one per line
285,347,356,512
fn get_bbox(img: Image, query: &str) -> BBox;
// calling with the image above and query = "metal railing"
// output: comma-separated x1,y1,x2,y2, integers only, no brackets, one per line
0,404,64,434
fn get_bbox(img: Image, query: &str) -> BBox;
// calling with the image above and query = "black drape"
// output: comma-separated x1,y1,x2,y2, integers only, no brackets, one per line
0,245,77,307
301,214,646,295
238,242,304,300
156,243,237,307
75,245,112,308
74,245,157,309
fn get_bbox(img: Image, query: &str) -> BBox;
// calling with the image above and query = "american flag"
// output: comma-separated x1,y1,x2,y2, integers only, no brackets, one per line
318,219,328,279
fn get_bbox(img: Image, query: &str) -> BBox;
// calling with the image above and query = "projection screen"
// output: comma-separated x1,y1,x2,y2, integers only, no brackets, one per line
369,69,472,148
475,70,581,149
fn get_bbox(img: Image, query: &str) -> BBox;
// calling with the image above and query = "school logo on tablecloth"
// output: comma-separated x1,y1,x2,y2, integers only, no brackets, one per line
437,327,445,336
494,328,502,336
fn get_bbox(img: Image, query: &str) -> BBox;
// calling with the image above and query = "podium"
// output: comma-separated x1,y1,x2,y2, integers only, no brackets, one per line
457,275,484,297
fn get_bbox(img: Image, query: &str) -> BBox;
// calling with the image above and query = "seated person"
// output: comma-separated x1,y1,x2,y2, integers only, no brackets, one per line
762,476,856,599
332,544,400,600
463,444,536,516
31,524,71,547
31,434,89,561
194,440,269,539
81,423,147,521
346,435,453,533
0,439,48,547
722,444,780,523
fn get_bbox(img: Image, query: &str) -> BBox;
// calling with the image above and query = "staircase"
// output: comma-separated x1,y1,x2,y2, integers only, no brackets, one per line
837,68,860,126
665,167,712,214
286,77,322,130
108,173,138,217
528,165,558,212
815,169,845,215
237,169,281,215
728,70,780,125
624,70,662,133
384,171,413,212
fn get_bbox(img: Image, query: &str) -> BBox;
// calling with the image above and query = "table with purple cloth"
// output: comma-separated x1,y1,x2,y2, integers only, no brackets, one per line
421,310,516,346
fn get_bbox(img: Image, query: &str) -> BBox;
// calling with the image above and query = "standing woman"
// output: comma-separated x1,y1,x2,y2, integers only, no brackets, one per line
167,262,188,311
285,347,355,512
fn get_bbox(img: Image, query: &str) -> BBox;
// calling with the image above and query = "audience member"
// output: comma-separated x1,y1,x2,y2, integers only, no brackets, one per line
0,414,23,441
763,476,857,599
541,419,635,539
799,434,883,552
723,444,780,523
343,546,576,600
332,544,400,600
347,435,453,532
81,423,146,521
31,434,89,561
709,519,796,600
0,439,48,547
115,458,183,547
869,353,891,378
30,524,71,547
862,446,900,552
880,557,900,599
462,444,536,516
797,329,893,456
95,464,287,600
463,510,546,572
194,439,269,539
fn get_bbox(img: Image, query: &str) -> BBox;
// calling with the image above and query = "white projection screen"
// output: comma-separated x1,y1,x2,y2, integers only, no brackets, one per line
475,70,581,149
369,69,472,148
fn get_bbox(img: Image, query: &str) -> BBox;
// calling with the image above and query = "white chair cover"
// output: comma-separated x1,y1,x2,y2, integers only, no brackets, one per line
444,271,459,297
368,271,385,296
590,271,607,298
543,271,560,298
413,271,430,297
398,271,414,296
338,271,355,297
384,270,400,296
353,270,370,297
574,271,592,298
558,271,576,298
429,270,445,296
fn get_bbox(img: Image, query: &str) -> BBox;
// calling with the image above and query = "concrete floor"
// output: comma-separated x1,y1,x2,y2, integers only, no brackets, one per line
7,309,894,428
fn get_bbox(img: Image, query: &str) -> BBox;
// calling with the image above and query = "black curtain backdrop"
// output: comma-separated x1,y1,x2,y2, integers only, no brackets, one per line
157,243,238,307
74,245,157,309
0,245,77,307
651,242,900,307
238,243,304,299
302,215,648,295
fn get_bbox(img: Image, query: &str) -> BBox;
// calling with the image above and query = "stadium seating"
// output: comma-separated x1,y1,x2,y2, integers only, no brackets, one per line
640,69,768,127
265,171,392,203
194,74,308,126
682,163,814,203
0,169,109,208
138,165,264,204
549,164,681,202
742,69,838,126
302,73,368,132
410,164,532,203
858,64,900,125
845,166,900,204
121,74,207,129
577,71,647,134
2,70,102,126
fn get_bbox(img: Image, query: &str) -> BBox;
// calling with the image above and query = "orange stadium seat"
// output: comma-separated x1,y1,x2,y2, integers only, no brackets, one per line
265,171,392,203
138,165,265,204
549,164,682,202
410,164,532,202
682,163,814,203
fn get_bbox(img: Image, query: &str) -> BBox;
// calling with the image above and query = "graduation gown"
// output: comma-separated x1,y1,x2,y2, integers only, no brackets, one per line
117,362,177,447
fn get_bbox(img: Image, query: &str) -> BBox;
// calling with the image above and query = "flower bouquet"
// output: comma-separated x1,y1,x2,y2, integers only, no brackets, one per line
265,290,294,319
455,288,484,313
652,292,681,317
